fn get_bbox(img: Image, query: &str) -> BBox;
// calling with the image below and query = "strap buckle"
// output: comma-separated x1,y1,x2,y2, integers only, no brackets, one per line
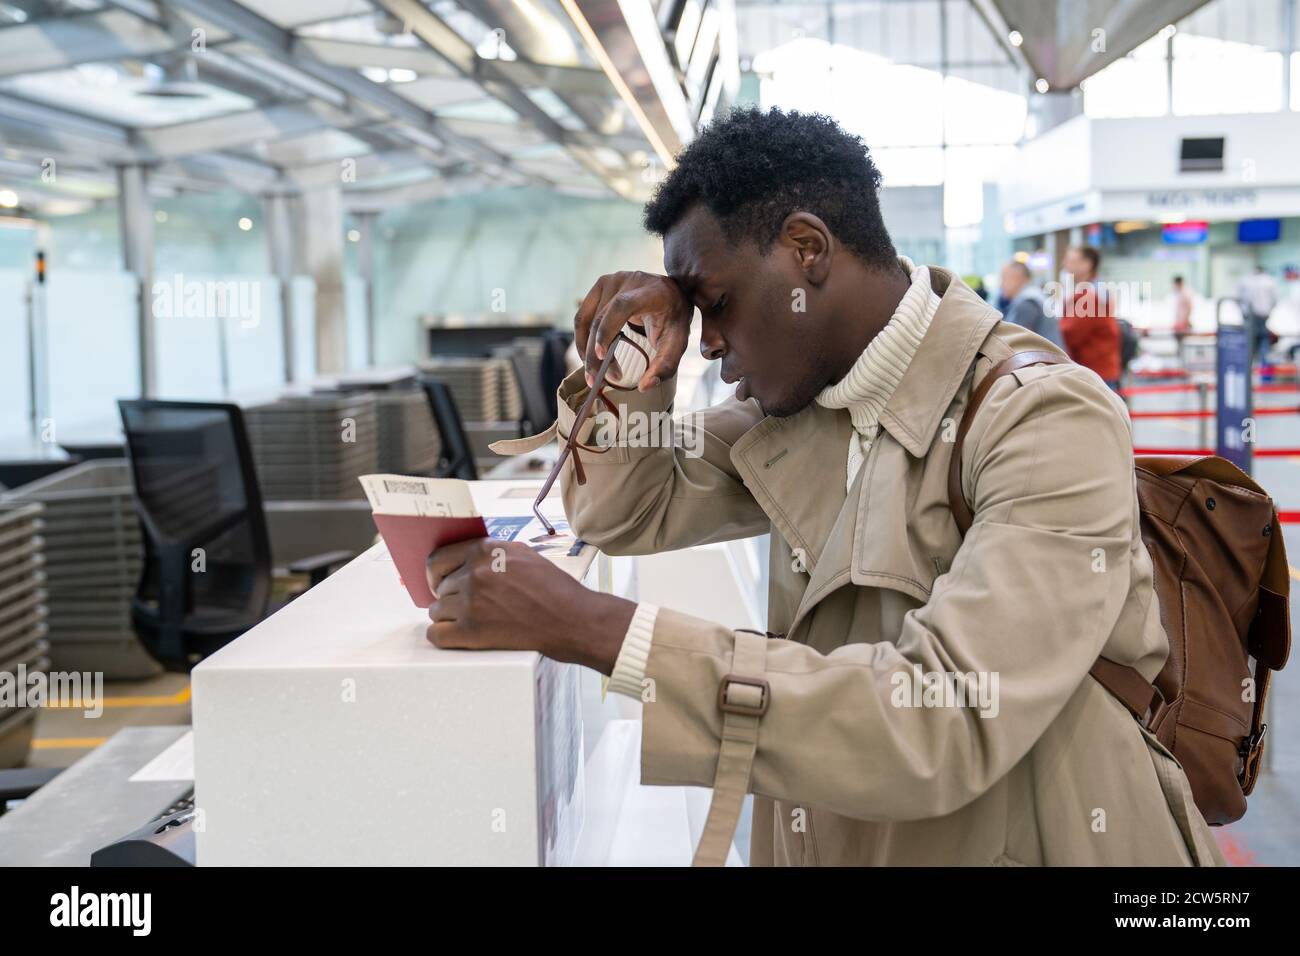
1144,684,1169,728
717,674,770,717
1239,723,1268,791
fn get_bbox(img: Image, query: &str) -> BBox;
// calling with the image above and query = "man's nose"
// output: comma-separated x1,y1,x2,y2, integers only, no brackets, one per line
700,325,727,361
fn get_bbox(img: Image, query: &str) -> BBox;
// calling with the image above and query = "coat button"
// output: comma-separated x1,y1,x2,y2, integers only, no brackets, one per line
1206,497,1216,510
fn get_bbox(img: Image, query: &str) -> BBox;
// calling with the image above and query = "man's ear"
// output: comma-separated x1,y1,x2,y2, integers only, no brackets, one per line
779,212,833,285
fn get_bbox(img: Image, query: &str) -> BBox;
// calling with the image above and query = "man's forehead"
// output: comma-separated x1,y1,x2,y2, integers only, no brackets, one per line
663,205,727,283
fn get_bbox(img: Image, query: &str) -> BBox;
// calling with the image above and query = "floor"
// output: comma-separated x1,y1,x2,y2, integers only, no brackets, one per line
26,671,191,770
15,344,1300,865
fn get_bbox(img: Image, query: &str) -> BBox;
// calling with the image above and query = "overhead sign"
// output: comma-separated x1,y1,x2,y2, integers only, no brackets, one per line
1145,189,1258,210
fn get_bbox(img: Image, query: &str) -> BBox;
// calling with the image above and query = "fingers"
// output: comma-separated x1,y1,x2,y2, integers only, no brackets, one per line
434,561,470,600
579,279,623,382
573,278,607,359
577,272,694,388
590,286,650,357
426,618,468,649
425,537,488,596
640,320,690,391
583,289,620,384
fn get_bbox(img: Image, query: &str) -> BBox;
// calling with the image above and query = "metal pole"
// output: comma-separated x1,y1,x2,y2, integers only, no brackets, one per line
1197,382,1209,450
115,164,156,398
27,250,48,443
262,192,297,383
353,211,377,369
1282,0,1294,118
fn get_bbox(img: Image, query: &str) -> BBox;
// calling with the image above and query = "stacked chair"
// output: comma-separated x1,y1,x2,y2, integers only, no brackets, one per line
375,389,442,476
417,356,505,423
241,393,380,501
0,503,49,768
0,461,158,680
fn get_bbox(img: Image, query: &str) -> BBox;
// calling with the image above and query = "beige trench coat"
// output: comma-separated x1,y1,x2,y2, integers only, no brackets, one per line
499,266,1224,866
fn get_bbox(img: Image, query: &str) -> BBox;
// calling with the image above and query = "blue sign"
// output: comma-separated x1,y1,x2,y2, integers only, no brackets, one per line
1162,220,1209,244
1215,320,1253,472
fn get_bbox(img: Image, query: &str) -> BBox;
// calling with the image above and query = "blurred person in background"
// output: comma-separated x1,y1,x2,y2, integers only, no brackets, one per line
1238,265,1278,362
1171,275,1193,369
1060,245,1121,390
999,259,1060,347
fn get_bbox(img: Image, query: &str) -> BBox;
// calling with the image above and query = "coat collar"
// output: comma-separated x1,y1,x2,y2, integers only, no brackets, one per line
876,265,1003,457
729,266,1003,628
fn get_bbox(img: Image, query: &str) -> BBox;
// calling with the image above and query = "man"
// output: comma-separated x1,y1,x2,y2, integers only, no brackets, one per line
426,108,1221,867
1059,245,1122,389
999,259,1060,347
1238,265,1278,361
1172,275,1194,368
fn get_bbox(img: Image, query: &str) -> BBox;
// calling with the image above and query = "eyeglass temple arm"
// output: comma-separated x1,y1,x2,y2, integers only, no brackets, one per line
532,332,629,535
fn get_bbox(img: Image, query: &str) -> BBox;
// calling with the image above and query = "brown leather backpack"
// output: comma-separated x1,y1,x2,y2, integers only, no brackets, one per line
949,351,1292,825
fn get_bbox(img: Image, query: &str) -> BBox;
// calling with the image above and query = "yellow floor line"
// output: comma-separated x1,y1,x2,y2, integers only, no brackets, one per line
41,684,191,710
31,737,108,750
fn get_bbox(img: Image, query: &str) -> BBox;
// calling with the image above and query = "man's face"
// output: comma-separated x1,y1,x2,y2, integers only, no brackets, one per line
662,206,837,418
1062,249,1093,284
1000,264,1026,298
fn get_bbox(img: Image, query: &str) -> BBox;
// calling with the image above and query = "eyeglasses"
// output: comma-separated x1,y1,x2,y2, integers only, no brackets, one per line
533,330,651,536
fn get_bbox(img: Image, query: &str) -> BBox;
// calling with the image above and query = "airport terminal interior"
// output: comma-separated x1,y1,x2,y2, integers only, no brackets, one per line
0,0,1298,869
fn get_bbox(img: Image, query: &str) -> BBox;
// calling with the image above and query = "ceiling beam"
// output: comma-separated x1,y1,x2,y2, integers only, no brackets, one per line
0,93,135,161
343,168,503,212
0,7,198,77
132,99,375,158
156,0,523,177
371,0,623,197
281,148,434,191
300,34,618,99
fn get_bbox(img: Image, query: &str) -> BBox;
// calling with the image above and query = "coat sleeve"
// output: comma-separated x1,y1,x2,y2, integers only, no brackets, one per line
638,364,1143,821
547,368,771,554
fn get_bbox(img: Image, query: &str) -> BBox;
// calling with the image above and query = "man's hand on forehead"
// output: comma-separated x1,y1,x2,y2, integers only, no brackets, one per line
574,271,693,391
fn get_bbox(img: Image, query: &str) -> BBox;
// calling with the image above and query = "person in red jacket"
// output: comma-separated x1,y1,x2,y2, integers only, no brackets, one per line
1059,245,1121,389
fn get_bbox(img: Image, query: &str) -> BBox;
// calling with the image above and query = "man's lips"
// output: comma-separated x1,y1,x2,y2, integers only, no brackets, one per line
721,366,751,401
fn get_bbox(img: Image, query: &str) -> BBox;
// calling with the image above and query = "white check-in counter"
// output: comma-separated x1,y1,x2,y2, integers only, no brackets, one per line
190,479,746,866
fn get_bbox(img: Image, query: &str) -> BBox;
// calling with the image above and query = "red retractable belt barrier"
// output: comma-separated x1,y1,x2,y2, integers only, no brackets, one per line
1122,382,1298,396
1128,406,1300,419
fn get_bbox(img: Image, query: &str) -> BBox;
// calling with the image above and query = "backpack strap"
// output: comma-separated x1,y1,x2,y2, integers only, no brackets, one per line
947,350,1069,535
946,350,1167,724
693,628,771,866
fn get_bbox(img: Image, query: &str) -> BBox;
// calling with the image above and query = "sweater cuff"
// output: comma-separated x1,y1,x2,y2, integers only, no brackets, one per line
606,603,658,699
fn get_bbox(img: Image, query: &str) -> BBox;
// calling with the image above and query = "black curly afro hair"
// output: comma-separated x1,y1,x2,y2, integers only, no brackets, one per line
643,106,897,270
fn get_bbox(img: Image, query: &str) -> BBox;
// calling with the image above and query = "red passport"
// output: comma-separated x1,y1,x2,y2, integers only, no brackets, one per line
370,513,487,608
360,475,487,608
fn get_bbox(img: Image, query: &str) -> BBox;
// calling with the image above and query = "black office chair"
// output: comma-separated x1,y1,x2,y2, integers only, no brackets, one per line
118,400,352,671
421,379,478,480
540,329,573,421
508,348,554,435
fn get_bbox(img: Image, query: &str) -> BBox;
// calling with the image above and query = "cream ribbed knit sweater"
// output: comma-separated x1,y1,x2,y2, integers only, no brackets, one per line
815,256,941,490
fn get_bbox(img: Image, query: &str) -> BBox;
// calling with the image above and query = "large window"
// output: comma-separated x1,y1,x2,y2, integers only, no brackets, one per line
1084,0,1293,119
1082,34,1169,118
1173,34,1285,115
739,0,1025,268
